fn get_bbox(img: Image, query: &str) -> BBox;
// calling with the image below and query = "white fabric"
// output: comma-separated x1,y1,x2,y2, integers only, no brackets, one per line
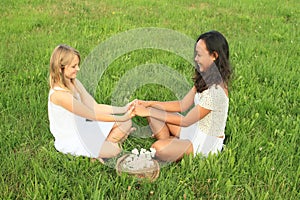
48,87,114,158
180,84,228,156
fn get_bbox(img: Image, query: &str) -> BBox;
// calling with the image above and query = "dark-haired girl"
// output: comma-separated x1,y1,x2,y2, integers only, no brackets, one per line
134,31,232,162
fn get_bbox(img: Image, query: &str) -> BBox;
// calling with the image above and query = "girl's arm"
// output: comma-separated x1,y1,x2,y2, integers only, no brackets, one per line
134,103,210,127
76,79,133,114
138,86,197,113
50,90,134,122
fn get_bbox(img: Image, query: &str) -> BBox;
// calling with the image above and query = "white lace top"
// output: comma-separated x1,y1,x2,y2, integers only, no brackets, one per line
194,84,229,137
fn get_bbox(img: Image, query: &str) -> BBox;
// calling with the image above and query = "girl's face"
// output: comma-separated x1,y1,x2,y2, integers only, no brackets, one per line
63,55,80,80
194,39,216,72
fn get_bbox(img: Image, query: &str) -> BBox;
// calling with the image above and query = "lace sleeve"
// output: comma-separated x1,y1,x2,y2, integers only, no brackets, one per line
198,85,227,111
198,88,214,110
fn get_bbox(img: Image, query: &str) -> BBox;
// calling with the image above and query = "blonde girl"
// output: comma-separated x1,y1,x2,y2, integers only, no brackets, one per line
48,45,135,160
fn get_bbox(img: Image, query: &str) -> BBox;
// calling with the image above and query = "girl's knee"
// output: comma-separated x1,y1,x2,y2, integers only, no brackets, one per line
151,140,166,152
151,141,172,161
151,139,192,162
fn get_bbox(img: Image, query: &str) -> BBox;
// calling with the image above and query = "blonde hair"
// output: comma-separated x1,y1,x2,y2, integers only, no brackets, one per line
49,44,80,90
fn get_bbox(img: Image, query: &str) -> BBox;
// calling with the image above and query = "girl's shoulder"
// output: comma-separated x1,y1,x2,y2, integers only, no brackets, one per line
49,87,75,109
50,85,71,101
200,84,228,100
209,84,228,96
197,84,228,109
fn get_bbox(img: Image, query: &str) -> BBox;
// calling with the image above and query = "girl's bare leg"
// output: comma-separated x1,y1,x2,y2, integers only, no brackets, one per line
98,141,121,158
147,117,171,139
166,123,181,138
148,112,182,139
106,120,134,143
151,138,193,162
97,121,135,161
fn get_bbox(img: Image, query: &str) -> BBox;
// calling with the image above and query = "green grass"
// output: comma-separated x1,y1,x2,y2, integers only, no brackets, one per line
0,0,299,199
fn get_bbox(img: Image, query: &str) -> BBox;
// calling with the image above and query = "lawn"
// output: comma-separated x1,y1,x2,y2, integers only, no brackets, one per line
0,0,299,199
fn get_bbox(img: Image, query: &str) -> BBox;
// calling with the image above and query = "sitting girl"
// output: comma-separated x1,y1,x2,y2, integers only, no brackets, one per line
48,45,135,160
134,31,232,161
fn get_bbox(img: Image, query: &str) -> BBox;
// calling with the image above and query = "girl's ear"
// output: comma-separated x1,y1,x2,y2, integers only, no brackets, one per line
212,51,219,61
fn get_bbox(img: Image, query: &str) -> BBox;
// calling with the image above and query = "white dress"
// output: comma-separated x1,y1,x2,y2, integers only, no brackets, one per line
180,84,229,157
48,87,115,158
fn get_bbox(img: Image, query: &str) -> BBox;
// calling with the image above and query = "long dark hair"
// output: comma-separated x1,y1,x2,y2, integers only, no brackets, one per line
193,31,232,93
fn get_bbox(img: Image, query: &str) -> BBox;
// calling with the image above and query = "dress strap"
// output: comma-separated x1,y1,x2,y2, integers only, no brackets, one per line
53,86,67,91
50,87,81,102
49,87,67,100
